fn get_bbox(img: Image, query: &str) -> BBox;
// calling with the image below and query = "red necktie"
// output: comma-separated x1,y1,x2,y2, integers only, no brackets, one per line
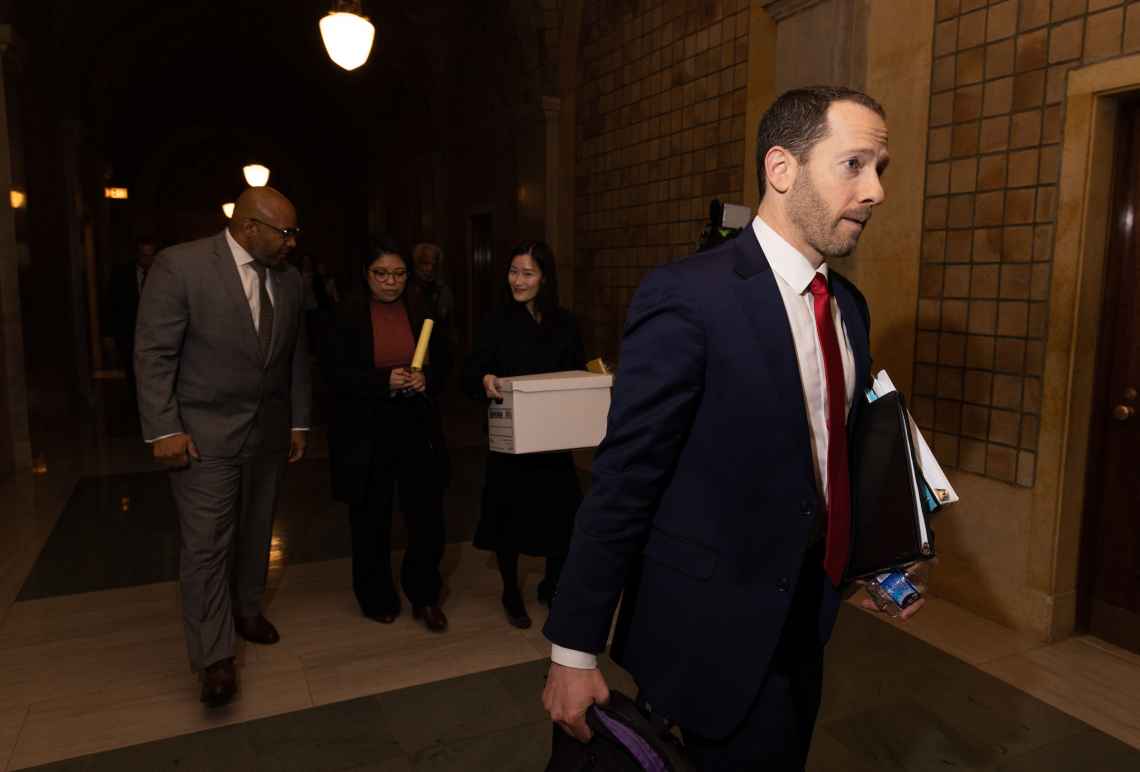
809,274,851,586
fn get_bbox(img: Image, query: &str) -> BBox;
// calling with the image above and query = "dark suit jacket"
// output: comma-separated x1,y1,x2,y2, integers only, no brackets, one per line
134,230,312,456
543,226,871,738
326,294,450,505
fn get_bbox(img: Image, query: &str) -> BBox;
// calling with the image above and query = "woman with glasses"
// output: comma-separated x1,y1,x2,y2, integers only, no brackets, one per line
328,236,450,633
463,240,586,629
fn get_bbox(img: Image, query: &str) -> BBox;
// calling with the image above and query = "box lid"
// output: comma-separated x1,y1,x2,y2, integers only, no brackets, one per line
500,370,614,393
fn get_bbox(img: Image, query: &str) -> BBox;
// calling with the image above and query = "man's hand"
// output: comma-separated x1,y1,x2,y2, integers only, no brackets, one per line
860,559,934,622
288,430,308,463
407,371,427,393
153,433,199,468
543,663,610,743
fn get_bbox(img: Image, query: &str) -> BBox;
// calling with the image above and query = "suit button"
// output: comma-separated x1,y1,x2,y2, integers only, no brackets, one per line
776,578,790,592
800,501,813,517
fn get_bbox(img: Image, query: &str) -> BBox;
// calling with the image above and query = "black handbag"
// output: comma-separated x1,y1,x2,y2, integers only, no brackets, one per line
545,691,696,772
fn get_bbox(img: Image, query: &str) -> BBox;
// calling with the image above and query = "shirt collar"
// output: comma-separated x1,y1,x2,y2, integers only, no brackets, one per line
751,215,829,294
224,227,255,268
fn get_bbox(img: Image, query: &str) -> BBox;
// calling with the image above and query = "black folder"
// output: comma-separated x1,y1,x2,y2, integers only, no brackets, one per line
845,390,935,581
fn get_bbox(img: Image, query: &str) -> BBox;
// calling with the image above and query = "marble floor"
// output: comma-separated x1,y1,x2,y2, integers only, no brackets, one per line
2,382,1140,770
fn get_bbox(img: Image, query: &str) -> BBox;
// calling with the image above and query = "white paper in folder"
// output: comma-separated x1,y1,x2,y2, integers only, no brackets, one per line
867,370,960,507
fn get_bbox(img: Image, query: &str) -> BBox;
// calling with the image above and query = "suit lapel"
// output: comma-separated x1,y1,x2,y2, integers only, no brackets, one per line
831,277,871,432
266,267,289,362
730,228,815,476
212,231,261,362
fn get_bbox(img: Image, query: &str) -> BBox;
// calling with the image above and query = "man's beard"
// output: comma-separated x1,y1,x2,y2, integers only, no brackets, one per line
786,170,867,259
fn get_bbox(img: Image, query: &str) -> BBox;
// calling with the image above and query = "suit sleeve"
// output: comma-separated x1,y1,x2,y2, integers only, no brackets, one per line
543,269,706,653
134,252,187,440
291,273,313,429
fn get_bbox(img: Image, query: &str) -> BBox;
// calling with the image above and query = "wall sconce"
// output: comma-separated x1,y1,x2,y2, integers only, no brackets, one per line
9,189,25,209
104,187,129,200
320,0,375,71
222,202,235,219
243,164,270,187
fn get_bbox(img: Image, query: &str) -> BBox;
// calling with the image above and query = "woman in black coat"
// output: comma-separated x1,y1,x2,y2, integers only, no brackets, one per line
463,240,586,629
328,236,450,633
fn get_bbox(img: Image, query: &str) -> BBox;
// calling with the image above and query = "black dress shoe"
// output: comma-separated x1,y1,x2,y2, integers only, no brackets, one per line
413,605,449,633
200,657,237,707
366,610,400,624
502,591,532,629
235,614,280,645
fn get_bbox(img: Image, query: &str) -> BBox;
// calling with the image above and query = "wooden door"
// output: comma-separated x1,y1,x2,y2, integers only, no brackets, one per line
1082,100,1140,652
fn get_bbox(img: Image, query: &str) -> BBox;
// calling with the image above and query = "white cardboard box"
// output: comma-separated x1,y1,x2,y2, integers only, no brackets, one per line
488,371,613,454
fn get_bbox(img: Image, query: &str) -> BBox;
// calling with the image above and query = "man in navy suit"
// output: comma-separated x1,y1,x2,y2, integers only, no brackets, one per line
542,87,925,770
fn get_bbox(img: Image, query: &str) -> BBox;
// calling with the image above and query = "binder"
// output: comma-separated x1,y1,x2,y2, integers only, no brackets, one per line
845,390,935,581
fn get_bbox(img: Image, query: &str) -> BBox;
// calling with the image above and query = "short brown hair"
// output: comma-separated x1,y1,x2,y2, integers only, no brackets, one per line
755,86,886,201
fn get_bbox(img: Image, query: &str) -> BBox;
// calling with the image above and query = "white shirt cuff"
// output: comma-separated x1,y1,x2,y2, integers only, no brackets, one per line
551,644,598,670
145,432,182,444
291,427,311,431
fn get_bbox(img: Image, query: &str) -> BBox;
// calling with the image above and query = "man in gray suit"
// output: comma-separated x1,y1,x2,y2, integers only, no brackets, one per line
135,187,312,706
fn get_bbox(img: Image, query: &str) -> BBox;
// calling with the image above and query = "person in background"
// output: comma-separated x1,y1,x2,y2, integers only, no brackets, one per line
463,240,586,629
327,236,450,633
408,242,454,327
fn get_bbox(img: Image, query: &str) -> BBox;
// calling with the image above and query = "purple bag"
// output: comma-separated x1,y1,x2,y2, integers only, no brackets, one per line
546,690,696,772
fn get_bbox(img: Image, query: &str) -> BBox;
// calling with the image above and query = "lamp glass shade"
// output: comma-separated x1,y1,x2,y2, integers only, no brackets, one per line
9,189,25,209
319,11,375,71
222,202,235,219
243,164,270,187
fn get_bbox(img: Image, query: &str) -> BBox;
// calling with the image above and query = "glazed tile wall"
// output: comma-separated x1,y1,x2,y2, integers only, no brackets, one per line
915,0,1140,486
574,0,751,357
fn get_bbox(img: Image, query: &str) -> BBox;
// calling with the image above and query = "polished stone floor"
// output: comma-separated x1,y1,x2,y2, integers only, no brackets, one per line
3,380,1140,770
18,608,1140,772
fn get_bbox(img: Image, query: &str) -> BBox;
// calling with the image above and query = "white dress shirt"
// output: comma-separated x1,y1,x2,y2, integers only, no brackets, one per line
225,228,274,333
550,216,857,670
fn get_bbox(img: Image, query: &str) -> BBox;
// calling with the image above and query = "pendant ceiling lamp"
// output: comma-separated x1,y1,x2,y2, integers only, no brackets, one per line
222,202,235,219
320,0,375,71
243,164,270,187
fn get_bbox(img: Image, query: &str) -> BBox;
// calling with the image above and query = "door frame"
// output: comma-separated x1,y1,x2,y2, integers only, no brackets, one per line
1075,96,1140,642
1029,54,1140,641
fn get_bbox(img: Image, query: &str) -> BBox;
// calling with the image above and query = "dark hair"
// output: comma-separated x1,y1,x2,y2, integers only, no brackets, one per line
755,86,886,201
360,234,410,294
505,240,560,326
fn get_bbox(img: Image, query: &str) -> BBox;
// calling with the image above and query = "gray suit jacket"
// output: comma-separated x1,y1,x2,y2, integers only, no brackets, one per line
135,230,312,457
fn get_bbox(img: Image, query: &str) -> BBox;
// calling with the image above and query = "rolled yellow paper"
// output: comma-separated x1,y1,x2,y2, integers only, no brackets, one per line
410,319,434,371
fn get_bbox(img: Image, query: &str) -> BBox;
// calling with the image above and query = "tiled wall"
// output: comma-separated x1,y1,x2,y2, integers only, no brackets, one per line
914,0,1140,486
573,0,751,357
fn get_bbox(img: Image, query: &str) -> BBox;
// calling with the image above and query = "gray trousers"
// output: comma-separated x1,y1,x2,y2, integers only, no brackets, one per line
170,450,285,672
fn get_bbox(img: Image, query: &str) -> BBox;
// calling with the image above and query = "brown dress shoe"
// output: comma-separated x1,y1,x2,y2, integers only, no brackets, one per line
413,605,448,633
200,657,237,707
235,614,280,645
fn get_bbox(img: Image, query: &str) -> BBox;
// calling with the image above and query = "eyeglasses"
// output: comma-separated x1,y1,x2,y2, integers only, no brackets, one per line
369,268,407,282
248,217,301,240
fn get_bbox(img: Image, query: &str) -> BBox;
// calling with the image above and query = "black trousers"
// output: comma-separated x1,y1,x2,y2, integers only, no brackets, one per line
681,543,835,771
349,447,445,615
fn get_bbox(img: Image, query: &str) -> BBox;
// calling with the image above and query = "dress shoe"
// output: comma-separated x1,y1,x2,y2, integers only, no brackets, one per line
200,657,237,707
502,591,532,629
235,614,280,645
413,605,449,633
366,610,400,624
